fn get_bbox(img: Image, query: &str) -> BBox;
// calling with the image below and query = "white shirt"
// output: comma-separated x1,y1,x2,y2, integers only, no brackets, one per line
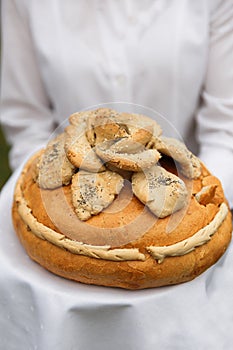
1,0,233,206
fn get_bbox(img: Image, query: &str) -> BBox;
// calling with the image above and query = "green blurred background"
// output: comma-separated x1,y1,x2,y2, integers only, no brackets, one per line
0,6,11,190
0,124,11,190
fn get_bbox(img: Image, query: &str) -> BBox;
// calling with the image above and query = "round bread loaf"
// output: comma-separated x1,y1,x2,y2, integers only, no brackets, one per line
12,109,232,289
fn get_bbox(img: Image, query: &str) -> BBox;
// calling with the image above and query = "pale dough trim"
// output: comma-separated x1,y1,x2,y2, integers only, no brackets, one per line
147,202,228,263
14,162,228,263
15,177,146,262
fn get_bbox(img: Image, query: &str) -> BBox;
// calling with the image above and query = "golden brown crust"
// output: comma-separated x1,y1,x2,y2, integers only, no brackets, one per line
12,199,232,289
12,152,232,289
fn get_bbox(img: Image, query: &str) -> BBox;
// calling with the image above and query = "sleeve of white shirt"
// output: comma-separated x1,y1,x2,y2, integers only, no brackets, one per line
196,0,233,208
0,0,56,170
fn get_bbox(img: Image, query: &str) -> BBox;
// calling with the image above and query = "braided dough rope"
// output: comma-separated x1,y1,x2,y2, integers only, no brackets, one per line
15,162,228,263
15,166,145,262
147,202,228,263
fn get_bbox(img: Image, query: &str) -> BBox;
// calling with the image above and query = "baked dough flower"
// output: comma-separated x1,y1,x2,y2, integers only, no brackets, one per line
35,108,201,221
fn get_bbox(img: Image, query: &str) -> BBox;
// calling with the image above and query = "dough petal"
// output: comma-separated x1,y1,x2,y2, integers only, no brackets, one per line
65,111,105,172
71,170,124,220
96,140,161,171
37,133,75,189
150,136,201,179
132,165,188,218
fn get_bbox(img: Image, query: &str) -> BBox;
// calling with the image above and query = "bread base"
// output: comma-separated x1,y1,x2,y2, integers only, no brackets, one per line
12,153,232,289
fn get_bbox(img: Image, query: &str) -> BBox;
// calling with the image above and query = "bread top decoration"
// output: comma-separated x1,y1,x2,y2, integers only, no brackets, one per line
35,108,201,221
